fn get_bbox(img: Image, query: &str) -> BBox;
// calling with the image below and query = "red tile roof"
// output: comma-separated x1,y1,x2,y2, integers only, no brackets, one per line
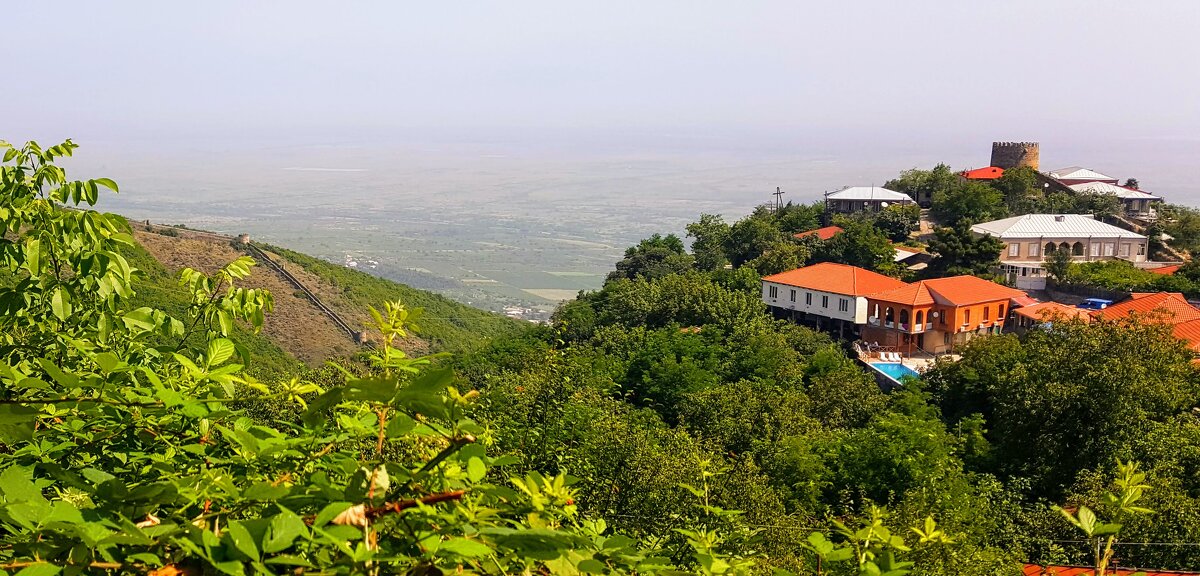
1014,301,1092,323
867,275,1024,307
1173,319,1200,351
868,282,935,306
794,226,844,241
1148,264,1181,275
762,263,907,296
961,166,1005,180
1023,565,1199,576
1096,292,1200,323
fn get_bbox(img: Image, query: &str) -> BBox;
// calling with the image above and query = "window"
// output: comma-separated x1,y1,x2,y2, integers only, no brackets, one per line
1045,242,1057,254
1104,242,1115,257
821,295,829,308
768,286,778,298
1029,243,1040,257
805,292,812,305
1138,244,1146,256
939,310,946,325
838,298,849,312
1064,242,1075,254
998,304,1006,317
900,309,910,326
964,309,971,325
1120,243,1131,257
916,310,924,326
1090,242,1101,256
1008,243,1020,257
983,306,990,321
790,289,796,302
885,307,895,325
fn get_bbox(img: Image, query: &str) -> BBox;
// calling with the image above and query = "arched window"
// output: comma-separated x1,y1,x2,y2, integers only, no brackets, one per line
1045,242,1057,254
1060,242,1071,253
915,310,925,326
899,309,910,327
1072,242,1085,256
885,307,895,325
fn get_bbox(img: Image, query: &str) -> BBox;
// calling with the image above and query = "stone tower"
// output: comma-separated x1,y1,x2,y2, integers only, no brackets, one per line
990,141,1040,170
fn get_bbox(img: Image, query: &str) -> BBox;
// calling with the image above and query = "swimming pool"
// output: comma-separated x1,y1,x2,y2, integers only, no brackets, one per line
869,362,921,382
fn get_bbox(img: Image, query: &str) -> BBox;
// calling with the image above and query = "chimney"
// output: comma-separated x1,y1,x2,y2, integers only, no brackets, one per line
1054,215,1065,222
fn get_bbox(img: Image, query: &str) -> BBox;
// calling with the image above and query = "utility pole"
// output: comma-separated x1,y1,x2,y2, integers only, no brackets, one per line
773,186,785,212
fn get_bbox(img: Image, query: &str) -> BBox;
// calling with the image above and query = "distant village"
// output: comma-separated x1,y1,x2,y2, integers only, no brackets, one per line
761,141,1196,385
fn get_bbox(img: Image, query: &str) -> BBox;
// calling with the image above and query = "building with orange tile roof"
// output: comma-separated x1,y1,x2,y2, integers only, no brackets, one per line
1148,264,1181,275
1013,301,1092,331
861,275,1026,354
761,263,907,338
793,225,843,241
1095,292,1200,323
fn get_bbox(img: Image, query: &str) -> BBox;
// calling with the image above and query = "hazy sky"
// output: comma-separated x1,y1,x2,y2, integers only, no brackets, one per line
7,1,1199,145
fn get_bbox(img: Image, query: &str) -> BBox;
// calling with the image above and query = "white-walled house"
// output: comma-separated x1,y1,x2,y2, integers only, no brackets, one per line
971,214,1148,290
761,263,908,338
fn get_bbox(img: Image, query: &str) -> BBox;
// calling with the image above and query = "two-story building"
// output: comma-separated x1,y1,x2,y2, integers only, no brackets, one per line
824,186,915,215
971,214,1149,290
860,275,1025,355
1067,181,1162,220
761,262,907,338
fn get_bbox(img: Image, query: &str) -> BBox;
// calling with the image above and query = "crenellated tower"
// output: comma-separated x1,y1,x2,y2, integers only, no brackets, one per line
990,141,1040,170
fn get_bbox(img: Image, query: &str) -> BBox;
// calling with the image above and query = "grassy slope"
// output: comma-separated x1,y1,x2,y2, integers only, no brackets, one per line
116,222,304,379
263,245,523,352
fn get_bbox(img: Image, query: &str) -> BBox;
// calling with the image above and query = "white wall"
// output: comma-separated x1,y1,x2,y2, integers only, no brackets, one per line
761,282,862,323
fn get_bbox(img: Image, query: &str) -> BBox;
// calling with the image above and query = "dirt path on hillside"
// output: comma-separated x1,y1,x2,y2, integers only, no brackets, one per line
132,227,360,365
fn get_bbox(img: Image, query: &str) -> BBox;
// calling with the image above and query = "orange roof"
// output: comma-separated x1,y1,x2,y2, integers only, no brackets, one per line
868,275,1024,307
794,226,843,241
1023,565,1199,576
1173,319,1200,351
961,166,1005,180
868,282,935,306
1148,264,1181,275
762,262,907,296
1014,301,1092,323
1096,292,1200,323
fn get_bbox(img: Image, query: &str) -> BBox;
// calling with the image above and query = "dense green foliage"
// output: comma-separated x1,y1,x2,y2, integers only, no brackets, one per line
1056,260,1199,297
0,140,747,575
265,245,522,352
6,140,1199,575
924,226,1005,278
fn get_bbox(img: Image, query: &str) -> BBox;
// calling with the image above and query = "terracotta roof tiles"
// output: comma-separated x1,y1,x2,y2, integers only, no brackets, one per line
1096,292,1200,323
793,226,844,241
761,263,907,297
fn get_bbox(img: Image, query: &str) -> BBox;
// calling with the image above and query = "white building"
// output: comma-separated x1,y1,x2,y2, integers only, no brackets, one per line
1068,181,1162,220
761,262,908,337
824,186,915,215
971,214,1148,290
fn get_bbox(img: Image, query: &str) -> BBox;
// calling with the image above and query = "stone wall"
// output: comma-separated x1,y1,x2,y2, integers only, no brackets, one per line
990,141,1040,170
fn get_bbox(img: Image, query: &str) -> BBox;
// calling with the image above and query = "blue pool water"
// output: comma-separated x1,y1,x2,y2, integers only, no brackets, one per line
869,362,921,382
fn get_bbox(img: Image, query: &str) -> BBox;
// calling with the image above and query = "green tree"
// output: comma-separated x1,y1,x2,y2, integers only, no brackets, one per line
924,225,1004,277
813,220,896,273
724,216,785,267
992,166,1042,214
930,180,1007,228
873,203,921,242
608,233,694,283
746,240,809,275
687,213,732,271
886,163,959,206
1044,245,1074,283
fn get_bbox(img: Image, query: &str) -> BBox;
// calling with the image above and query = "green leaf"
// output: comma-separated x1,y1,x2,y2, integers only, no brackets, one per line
24,237,40,275
15,563,61,576
0,466,42,503
263,509,307,553
92,177,118,193
314,502,353,527
51,287,72,321
225,520,261,560
577,559,607,573
467,457,487,483
206,338,236,368
122,307,157,333
438,537,493,558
